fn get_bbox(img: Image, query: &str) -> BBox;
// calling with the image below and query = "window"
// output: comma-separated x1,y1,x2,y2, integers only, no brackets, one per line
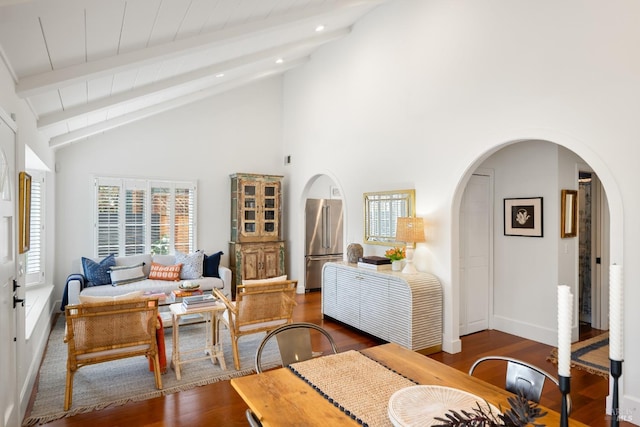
25,171,44,285
94,177,197,257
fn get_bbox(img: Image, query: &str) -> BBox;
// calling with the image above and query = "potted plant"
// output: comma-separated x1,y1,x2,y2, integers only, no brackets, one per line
385,247,405,271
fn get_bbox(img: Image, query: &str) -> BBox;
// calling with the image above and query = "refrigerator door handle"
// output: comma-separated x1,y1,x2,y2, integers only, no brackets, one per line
321,205,328,249
325,205,331,249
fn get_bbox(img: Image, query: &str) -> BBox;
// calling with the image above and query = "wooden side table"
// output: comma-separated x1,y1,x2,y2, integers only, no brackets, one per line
169,301,227,380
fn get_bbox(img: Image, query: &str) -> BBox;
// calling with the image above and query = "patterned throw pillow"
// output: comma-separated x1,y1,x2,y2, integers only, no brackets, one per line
110,263,146,286
175,250,204,280
203,251,223,278
148,262,182,281
81,254,116,286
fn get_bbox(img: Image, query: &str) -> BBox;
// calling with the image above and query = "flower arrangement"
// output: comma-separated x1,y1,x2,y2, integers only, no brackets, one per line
384,247,405,261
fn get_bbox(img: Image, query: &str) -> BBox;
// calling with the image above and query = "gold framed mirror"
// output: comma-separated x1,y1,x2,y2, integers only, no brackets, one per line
363,189,416,246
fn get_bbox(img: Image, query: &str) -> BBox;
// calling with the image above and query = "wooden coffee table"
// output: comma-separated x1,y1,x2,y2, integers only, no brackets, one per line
169,301,227,380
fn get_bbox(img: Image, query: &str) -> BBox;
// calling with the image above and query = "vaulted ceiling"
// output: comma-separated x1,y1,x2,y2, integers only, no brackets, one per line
0,0,386,149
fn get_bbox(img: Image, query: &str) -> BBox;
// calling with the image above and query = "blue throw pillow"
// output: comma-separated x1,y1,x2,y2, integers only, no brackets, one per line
203,251,223,278
81,254,115,286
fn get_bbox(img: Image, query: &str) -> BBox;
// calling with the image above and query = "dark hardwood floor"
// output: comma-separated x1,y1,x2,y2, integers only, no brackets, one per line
39,292,626,427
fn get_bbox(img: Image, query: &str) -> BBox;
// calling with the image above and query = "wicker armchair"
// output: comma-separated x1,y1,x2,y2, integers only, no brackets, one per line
214,280,297,370
63,297,162,411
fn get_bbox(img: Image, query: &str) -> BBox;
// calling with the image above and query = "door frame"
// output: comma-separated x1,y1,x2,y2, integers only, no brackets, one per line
592,171,609,330
0,107,18,427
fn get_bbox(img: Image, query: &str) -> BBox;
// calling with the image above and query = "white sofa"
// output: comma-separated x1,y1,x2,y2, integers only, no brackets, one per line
65,253,232,306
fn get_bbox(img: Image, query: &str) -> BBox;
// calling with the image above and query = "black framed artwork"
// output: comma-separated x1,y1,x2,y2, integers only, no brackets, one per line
504,197,543,237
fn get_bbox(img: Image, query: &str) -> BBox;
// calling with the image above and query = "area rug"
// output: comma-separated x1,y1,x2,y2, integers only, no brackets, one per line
547,332,609,378
23,316,281,426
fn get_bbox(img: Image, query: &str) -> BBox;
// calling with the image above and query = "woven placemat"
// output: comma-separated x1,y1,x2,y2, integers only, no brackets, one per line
288,350,417,426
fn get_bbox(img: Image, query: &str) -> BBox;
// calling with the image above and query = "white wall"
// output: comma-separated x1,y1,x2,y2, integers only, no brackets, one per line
282,0,637,419
54,78,286,294
480,141,586,345
0,55,57,422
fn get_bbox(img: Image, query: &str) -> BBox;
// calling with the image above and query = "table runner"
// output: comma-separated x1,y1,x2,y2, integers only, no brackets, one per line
288,350,418,426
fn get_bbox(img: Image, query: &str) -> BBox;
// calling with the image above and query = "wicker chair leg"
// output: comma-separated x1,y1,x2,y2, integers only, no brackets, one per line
232,336,241,370
64,369,75,411
152,353,163,389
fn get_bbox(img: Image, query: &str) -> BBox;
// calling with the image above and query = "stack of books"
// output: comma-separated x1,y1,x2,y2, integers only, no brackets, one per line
181,294,218,310
357,256,392,271
172,288,204,299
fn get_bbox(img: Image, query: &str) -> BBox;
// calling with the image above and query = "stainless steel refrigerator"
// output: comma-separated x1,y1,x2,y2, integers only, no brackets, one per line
305,198,344,291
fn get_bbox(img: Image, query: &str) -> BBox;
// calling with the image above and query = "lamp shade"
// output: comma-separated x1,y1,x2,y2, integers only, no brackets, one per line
396,217,426,243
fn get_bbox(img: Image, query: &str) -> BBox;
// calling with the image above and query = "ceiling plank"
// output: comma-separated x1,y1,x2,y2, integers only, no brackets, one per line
48,58,307,148
38,28,348,129
16,0,381,98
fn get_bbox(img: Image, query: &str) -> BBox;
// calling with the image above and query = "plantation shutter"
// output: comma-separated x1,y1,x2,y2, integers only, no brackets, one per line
95,179,122,257
150,186,171,255
124,180,146,256
95,177,196,256
175,185,195,254
25,175,43,284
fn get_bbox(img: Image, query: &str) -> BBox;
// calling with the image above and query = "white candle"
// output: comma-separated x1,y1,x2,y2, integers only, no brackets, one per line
610,264,624,361
557,285,573,377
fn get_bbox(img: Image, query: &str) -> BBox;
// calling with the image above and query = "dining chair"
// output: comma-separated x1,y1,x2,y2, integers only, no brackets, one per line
245,408,262,427
214,280,298,370
254,322,338,373
468,355,571,413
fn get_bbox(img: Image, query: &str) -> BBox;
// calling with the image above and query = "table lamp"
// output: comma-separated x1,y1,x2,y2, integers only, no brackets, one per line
395,217,425,274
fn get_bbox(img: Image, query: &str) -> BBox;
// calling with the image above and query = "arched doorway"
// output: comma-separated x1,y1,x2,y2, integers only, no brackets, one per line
301,174,344,292
454,139,616,347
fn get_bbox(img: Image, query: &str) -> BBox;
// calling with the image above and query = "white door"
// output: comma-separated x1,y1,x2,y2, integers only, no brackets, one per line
460,173,492,335
592,173,610,330
0,113,18,427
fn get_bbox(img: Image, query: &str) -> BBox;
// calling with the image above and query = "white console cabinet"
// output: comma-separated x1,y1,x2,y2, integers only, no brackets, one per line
322,262,442,353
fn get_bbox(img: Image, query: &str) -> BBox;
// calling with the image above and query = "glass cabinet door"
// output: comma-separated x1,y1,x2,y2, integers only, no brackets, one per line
232,173,282,241
238,179,280,239
240,182,258,236
263,184,278,234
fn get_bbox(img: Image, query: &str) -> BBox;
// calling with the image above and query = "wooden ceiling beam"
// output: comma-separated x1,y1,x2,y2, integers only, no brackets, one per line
17,0,376,98
37,29,347,130
48,58,307,148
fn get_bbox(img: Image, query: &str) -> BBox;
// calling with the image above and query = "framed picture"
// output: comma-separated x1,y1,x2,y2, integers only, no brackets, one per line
504,197,543,237
561,189,578,238
18,171,31,253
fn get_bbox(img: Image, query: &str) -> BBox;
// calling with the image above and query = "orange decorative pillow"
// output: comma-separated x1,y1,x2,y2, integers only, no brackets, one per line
148,262,183,281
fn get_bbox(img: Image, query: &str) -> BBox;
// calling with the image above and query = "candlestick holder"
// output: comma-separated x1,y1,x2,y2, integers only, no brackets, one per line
610,359,623,427
559,375,570,427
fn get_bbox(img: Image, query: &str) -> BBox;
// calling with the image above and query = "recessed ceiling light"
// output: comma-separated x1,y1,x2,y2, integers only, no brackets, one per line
215,73,224,78
275,58,284,64
315,25,325,32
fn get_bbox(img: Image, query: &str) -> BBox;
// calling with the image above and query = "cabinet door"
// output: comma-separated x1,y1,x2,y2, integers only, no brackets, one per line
241,246,261,280
387,280,412,348
336,268,361,328
322,264,338,318
261,242,282,278
359,274,389,340
238,179,261,239
261,181,280,239
237,178,281,241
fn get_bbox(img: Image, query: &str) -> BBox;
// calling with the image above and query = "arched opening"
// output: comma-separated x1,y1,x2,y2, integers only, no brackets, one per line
298,174,345,293
450,136,623,405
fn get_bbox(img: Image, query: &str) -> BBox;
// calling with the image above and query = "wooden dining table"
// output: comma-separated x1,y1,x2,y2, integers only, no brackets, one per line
231,342,588,426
